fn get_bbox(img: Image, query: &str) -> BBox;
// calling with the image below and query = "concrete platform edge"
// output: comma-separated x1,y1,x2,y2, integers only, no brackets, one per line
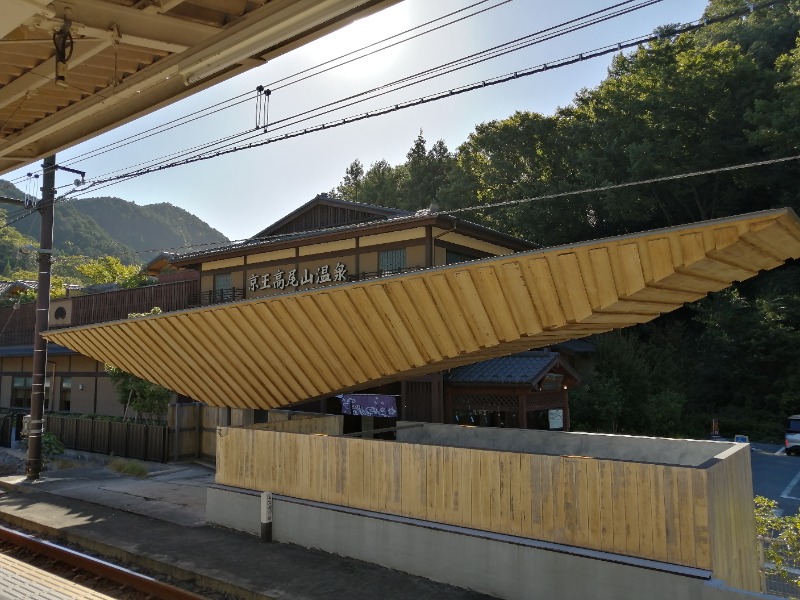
0,485,275,600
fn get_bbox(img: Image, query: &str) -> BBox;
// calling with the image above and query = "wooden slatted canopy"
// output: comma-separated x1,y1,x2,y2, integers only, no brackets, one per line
43,208,800,409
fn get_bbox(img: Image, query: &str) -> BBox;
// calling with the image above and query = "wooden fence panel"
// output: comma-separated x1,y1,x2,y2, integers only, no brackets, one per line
706,446,760,592
108,422,127,456
91,421,110,454
46,415,63,440
60,419,77,448
75,420,93,452
215,427,753,584
126,423,147,460
146,427,166,462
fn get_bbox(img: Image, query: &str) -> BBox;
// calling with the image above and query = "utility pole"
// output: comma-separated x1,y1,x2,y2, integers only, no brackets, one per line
26,155,55,481
1,157,83,480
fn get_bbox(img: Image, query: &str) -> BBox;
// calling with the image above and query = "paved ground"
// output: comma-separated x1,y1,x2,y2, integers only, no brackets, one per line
0,451,494,600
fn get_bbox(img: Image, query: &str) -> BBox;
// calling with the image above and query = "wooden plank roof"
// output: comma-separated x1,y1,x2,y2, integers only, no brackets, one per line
0,0,400,175
43,208,800,410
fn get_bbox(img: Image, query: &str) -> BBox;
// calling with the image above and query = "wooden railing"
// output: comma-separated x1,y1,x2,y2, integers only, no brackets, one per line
69,280,199,326
0,301,36,347
187,287,244,307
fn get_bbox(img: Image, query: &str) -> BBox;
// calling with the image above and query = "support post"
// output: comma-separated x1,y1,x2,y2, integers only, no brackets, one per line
26,155,55,481
260,491,273,542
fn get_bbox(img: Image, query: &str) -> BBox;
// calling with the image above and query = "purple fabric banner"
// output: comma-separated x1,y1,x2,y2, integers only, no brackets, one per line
340,394,398,417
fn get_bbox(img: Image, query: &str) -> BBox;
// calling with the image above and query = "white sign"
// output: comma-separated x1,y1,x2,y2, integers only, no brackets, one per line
249,262,348,292
548,409,563,430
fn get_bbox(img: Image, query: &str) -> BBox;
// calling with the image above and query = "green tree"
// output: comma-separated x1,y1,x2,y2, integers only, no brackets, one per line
360,160,406,207
105,308,171,423
335,160,365,201
76,256,149,288
755,495,800,585
566,34,770,230
400,131,455,211
444,111,590,244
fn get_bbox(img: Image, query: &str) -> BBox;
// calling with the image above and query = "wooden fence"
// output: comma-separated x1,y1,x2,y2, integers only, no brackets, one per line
46,414,168,462
215,425,759,592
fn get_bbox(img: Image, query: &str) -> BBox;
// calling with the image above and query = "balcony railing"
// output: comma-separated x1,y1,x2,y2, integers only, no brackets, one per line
187,287,244,307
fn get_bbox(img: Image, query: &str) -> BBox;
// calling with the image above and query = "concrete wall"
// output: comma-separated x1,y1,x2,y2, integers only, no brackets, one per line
396,422,734,466
206,484,771,600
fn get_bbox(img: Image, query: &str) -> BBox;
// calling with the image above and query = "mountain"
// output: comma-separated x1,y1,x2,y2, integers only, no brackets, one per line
70,197,229,258
0,180,229,263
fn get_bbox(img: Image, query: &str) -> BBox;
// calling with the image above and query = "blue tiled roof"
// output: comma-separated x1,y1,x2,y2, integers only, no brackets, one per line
0,344,76,357
553,339,597,354
446,351,559,385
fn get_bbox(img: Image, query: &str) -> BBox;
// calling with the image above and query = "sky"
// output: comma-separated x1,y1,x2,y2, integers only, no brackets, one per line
4,0,710,245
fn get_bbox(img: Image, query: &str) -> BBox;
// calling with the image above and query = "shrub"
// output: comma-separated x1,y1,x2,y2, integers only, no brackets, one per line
108,458,149,478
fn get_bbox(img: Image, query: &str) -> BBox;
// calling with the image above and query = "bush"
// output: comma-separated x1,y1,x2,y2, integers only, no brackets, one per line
108,458,149,478
18,432,64,468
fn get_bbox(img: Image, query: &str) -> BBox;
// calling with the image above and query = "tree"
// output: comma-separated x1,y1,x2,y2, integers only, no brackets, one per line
335,160,365,201
360,160,406,207
76,256,149,288
566,34,770,230
104,308,171,423
400,131,455,211
755,495,800,585
445,111,592,245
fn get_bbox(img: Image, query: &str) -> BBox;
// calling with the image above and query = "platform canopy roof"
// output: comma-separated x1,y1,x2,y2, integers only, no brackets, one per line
43,208,800,410
0,0,400,175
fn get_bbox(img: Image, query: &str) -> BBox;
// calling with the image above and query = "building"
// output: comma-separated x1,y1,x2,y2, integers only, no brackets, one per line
0,194,576,429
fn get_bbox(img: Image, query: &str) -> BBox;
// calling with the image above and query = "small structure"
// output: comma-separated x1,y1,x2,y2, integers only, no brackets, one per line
0,280,36,299
208,414,760,599
444,350,579,430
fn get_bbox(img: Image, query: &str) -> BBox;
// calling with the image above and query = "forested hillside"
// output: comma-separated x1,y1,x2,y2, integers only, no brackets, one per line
332,0,800,440
0,180,229,290
0,182,227,262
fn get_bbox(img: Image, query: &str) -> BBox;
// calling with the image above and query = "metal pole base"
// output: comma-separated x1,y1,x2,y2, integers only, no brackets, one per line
25,459,41,481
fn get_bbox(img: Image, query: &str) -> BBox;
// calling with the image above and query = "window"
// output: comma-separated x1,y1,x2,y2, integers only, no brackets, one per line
214,273,232,291
60,377,72,412
11,377,31,409
379,249,405,275
212,273,233,303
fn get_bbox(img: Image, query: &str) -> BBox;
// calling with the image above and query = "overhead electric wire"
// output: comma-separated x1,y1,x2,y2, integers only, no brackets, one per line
266,0,514,91
66,0,669,191
6,150,799,269
8,0,513,187
59,0,786,198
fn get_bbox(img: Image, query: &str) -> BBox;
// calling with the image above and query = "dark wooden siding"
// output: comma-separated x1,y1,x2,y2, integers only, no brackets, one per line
0,301,36,346
270,205,389,236
68,280,199,327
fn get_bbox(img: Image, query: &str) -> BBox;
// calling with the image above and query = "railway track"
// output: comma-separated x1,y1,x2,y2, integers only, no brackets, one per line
0,524,213,599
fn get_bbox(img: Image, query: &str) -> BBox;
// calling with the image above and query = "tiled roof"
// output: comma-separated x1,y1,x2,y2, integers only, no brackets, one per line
446,352,559,385
0,344,75,357
553,339,597,354
0,280,37,296
171,199,534,264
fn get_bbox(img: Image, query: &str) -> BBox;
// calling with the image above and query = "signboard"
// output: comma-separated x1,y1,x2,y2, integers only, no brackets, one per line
249,262,348,293
548,409,563,430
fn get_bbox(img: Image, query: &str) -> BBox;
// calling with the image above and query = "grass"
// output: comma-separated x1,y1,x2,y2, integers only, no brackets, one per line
108,458,149,478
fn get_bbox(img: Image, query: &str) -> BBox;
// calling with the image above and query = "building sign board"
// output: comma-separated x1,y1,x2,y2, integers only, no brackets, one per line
248,262,348,293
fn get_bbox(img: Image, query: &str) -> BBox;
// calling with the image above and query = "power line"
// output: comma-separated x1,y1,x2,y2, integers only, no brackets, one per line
63,0,681,194
9,0,512,185
16,0,662,189
444,154,800,217
61,0,777,197
4,149,798,267
265,0,514,91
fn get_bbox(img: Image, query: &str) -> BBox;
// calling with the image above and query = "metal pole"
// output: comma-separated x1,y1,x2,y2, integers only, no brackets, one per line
26,155,55,481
